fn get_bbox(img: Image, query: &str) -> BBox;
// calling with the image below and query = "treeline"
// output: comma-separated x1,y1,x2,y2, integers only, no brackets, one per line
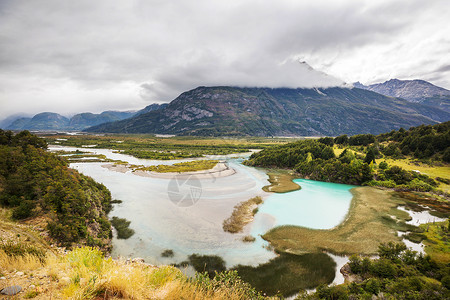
0,130,112,249
331,121,450,162
245,124,447,190
301,242,450,299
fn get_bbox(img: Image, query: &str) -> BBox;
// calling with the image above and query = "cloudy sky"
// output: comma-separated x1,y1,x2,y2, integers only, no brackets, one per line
0,0,449,120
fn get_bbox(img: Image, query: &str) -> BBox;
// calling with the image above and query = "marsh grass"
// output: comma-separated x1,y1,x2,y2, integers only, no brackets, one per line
110,216,135,239
138,160,219,173
420,220,450,264
262,172,301,193
263,187,410,255
234,252,335,297
223,196,263,233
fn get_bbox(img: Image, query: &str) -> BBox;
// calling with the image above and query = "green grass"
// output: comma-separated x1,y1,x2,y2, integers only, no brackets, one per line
110,216,135,239
138,160,219,173
420,220,450,264
44,134,291,159
234,252,335,297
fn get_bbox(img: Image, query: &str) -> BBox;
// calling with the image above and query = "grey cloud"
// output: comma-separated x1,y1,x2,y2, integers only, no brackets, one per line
0,0,449,120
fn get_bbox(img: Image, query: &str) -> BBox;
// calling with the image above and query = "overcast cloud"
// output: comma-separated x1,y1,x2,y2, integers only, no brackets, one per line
0,0,449,119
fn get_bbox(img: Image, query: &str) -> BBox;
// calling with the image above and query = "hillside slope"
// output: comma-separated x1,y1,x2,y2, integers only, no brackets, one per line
86,86,450,136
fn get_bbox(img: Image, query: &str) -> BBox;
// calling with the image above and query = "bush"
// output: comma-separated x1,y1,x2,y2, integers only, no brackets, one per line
11,200,35,219
111,216,135,239
379,161,388,169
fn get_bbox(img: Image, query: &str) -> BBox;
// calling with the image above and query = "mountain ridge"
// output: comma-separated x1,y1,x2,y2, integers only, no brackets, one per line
85,86,450,136
4,103,167,131
354,79,450,113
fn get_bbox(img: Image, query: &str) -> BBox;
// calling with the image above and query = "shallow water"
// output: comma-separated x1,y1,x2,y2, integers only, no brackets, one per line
251,179,354,236
50,146,355,271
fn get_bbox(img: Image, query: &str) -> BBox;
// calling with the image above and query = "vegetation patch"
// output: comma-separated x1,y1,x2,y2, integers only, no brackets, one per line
303,242,450,299
420,220,450,264
137,160,219,173
223,196,263,233
187,254,227,278
262,172,301,193
234,252,335,297
0,240,46,261
0,130,112,250
161,249,174,257
110,216,135,239
242,235,256,242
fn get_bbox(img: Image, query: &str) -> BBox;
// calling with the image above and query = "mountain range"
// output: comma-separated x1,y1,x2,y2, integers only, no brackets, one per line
86,85,449,136
4,104,167,131
3,79,449,136
354,79,450,113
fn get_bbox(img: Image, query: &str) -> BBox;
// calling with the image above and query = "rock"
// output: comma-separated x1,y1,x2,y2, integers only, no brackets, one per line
0,277,5,280
29,285,36,289
15,271,24,276
1,285,22,295
132,257,145,263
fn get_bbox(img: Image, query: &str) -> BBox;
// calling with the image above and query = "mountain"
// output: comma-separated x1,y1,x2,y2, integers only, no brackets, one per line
355,79,450,112
134,103,169,116
4,104,167,131
8,112,70,130
85,86,450,136
68,111,136,130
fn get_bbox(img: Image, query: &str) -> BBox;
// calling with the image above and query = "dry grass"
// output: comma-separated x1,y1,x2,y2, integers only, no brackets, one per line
0,246,272,299
0,250,45,272
262,172,301,193
263,187,411,255
223,196,263,233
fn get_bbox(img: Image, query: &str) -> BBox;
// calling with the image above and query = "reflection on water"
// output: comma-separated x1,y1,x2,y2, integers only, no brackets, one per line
50,146,354,271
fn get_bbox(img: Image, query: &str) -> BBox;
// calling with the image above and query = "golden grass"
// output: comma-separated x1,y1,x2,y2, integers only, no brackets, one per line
262,172,301,193
223,196,263,233
138,160,219,173
263,187,410,255
0,250,45,272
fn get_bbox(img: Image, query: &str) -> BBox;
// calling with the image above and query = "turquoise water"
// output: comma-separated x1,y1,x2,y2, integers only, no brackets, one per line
251,179,354,236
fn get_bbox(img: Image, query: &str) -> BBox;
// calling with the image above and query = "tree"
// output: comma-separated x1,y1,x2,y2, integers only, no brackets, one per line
364,147,376,164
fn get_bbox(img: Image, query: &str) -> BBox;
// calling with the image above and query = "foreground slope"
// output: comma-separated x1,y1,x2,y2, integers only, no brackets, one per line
86,86,450,136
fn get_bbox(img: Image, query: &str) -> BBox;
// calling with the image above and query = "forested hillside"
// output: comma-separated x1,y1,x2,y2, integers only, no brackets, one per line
245,122,449,191
0,130,112,249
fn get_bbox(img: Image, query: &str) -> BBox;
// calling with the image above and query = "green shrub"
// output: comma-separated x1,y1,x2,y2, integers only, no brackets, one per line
110,216,135,239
